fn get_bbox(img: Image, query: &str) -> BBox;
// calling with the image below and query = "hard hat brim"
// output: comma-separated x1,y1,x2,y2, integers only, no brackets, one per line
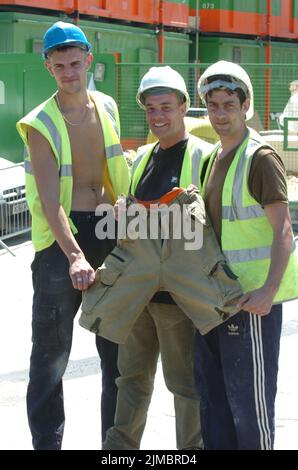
136,86,190,112
43,40,91,59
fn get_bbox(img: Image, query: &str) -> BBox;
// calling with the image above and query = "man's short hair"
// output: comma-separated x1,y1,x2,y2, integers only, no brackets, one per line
204,74,248,105
46,43,89,59
141,87,186,106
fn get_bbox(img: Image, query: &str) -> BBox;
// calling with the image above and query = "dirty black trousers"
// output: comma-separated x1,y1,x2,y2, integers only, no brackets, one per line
194,305,282,450
27,211,118,450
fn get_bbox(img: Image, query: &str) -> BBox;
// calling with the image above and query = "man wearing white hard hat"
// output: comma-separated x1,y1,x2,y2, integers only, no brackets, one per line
103,66,213,450
195,60,298,449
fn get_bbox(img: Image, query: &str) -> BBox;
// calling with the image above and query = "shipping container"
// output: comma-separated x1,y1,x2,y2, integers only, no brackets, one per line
0,0,265,34
0,0,157,24
196,36,264,64
189,0,267,37
162,0,189,28
74,0,158,25
0,0,74,14
188,0,298,40
0,0,188,27
0,0,189,28
3,0,298,38
269,0,298,39
0,11,189,62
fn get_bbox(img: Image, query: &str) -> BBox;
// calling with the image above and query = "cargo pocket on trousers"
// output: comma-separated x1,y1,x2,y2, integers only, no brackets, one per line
81,267,121,315
205,260,240,294
81,247,133,315
203,260,242,319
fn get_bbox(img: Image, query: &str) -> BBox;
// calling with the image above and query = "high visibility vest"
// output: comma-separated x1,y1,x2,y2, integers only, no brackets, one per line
202,128,298,303
130,134,213,195
17,91,130,252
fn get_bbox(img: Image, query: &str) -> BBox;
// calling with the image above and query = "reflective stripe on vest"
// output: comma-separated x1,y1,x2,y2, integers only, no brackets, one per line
222,137,266,221
106,143,123,159
24,159,72,177
37,110,62,156
191,142,205,187
17,91,130,252
225,240,296,264
222,133,274,262
103,97,120,138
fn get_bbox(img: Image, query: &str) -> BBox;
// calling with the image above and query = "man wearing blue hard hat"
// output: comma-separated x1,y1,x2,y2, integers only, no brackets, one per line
17,21,130,450
42,21,92,59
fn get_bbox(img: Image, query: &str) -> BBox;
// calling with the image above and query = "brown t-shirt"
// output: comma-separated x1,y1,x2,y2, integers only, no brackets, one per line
204,145,288,243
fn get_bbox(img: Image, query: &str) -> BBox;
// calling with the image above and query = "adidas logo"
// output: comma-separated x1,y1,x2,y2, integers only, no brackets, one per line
227,323,239,335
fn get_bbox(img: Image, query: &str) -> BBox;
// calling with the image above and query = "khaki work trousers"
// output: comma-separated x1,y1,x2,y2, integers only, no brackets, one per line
80,190,243,344
102,302,202,450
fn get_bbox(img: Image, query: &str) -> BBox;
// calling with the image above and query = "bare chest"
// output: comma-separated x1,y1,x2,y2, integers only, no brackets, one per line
66,108,106,185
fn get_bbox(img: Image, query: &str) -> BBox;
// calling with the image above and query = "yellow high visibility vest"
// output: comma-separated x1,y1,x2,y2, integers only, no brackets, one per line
17,90,130,251
202,128,298,303
131,134,213,195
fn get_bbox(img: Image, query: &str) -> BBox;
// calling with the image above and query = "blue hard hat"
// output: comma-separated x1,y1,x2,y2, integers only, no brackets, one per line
43,21,91,59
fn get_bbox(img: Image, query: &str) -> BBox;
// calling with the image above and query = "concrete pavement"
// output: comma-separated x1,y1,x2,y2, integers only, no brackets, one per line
0,236,297,450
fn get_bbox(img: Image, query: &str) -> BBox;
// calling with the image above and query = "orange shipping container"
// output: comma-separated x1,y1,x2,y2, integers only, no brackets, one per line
269,0,298,39
162,0,189,28
0,1,191,28
78,0,158,24
0,0,74,14
193,2,264,37
189,1,298,40
0,0,158,24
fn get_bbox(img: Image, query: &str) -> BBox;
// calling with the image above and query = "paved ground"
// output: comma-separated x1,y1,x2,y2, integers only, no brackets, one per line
0,234,297,450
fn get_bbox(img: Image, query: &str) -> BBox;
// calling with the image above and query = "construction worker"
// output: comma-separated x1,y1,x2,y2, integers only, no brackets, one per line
16,21,130,449
102,66,213,450
195,60,298,449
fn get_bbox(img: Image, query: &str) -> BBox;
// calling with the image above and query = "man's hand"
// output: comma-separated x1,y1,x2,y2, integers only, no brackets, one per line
186,184,199,195
113,194,127,221
69,252,95,291
237,286,276,316
172,184,198,194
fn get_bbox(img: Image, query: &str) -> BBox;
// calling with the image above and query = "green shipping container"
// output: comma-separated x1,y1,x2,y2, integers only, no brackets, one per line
196,36,264,64
0,11,190,63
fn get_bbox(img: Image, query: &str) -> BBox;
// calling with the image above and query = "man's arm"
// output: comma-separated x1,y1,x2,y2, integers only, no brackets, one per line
28,127,95,290
237,202,293,315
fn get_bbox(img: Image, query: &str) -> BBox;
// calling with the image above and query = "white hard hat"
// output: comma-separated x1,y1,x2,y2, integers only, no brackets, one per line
197,60,254,120
136,66,190,111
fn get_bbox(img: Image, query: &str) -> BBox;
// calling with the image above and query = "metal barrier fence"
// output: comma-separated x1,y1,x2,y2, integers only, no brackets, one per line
116,62,298,218
0,162,31,255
